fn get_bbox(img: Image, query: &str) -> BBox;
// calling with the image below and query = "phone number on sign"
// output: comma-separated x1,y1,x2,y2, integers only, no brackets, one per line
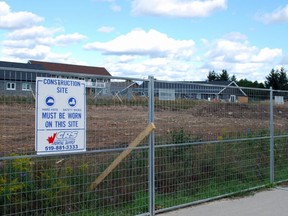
45,145,79,151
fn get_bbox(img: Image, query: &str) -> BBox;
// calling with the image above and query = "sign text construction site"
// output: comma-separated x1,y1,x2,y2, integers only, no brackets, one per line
35,77,86,154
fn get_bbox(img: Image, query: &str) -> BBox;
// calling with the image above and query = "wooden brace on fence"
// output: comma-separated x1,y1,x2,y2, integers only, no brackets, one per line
89,123,156,191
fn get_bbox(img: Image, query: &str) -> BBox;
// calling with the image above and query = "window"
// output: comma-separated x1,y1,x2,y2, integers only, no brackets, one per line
230,95,236,103
95,82,105,88
22,83,32,91
6,82,16,90
159,89,175,101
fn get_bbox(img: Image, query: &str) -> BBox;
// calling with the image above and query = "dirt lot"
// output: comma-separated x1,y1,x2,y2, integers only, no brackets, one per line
1,101,288,155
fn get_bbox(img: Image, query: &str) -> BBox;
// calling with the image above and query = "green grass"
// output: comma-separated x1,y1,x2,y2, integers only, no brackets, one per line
2,130,288,215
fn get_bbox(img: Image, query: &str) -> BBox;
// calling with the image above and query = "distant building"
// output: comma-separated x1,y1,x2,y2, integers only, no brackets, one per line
109,81,139,101
0,61,49,96
0,60,112,96
139,80,247,102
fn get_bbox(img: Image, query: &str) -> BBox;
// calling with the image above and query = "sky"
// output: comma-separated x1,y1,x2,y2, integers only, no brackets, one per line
0,0,288,82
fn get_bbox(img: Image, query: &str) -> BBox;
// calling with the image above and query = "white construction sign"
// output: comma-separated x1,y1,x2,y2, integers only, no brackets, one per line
35,77,86,154
159,89,175,101
275,96,284,105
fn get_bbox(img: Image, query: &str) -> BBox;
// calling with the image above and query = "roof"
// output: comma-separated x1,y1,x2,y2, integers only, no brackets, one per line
28,60,111,76
110,81,138,89
0,61,50,81
140,80,246,96
142,80,225,89
218,81,247,96
0,61,44,70
194,81,232,86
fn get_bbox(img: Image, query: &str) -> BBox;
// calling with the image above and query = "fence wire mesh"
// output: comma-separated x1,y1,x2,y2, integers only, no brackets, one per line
0,69,150,216
152,81,274,212
1,68,288,215
273,90,288,183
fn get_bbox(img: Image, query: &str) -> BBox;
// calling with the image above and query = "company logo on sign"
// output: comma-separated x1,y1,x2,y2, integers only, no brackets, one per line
47,131,78,145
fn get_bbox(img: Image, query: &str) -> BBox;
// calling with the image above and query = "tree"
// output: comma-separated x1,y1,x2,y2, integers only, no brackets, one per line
237,79,265,88
278,67,288,89
237,79,252,87
207,69,233,81
265,67,288,90
231,75,237,82
218,70,230,81
254,81,265,89
207,70,217,81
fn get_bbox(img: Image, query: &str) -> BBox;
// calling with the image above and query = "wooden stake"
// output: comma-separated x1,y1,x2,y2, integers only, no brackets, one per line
89,123,156,191
30,89,36,100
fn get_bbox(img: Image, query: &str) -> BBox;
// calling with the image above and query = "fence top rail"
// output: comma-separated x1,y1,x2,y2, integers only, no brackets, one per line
272,89,288,94
0,66,148,82
153,79,272,92
3,65,288,94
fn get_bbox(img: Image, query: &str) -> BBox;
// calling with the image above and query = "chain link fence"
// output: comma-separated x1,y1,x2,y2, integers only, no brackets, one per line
1,67,288,215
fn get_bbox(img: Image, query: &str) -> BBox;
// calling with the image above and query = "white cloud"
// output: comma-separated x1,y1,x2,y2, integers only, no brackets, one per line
7,26,60,40
84,28,196,59
3,45,51,59
0,1,10,14
0,2,87,62
83,29,283,82
131,0,227,18
88,29,198,80
104,56,197,81
2,43,84,65
223,32,247,41
202,35,283,81
97,26,115,33
280,55,288,66
41,53,86,65
4,26,86,48
256,4,288,24
251,47,282,63
204,38,282,64
111,4,121,12
0,1,43,29
117,55,137,63
3,39,35,48
2,33,86,60
53,33,87,45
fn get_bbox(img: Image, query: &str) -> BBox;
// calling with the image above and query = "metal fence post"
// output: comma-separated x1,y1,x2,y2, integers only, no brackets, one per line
270,87,274,183
148,76,155,216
